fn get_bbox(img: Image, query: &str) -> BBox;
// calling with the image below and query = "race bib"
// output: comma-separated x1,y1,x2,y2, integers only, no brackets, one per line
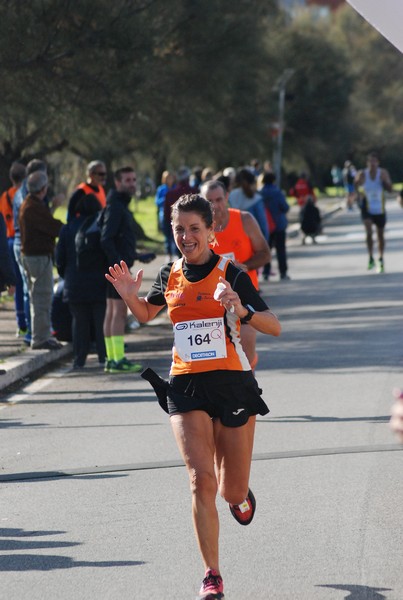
174,317,227,362
367,190,382,214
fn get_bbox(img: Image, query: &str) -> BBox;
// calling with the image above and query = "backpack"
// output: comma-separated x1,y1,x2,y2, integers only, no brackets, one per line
75,211,105,270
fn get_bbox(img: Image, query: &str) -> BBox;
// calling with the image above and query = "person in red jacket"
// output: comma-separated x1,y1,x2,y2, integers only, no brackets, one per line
289,172,316,208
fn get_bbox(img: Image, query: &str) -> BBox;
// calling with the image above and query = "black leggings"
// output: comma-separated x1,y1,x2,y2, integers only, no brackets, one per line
69,301,106,366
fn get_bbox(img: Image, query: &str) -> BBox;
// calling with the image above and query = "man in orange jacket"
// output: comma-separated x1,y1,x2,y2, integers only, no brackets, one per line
67,160,107,222
0,161,27,335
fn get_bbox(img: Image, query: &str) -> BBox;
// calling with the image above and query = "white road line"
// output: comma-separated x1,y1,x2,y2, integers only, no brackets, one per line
0,366,71,409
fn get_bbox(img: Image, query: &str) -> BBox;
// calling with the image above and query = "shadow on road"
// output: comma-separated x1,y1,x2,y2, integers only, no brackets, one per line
317,583,392,599
0,526,144,572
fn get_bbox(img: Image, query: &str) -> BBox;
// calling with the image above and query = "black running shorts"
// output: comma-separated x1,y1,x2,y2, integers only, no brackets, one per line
142,368,269,428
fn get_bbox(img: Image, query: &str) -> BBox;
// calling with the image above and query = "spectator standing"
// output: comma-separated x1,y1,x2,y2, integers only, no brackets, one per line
67,160,107,222
355,152,392,273
222,167,236,191
228,168,269,242
190,166,203,191
19,171,64,350
342,160,357,210
331,164,343,196
155,170,176,260
259,172,290,281
289,172,316,208
0,213,16,296
300,197,322,244
13,159,49,345
0,162,27,335
56,194,107,369
201,166,214,184
163,166,196,257
100,167,143,373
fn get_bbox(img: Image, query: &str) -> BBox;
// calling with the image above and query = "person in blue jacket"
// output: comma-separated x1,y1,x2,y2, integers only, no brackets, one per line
259,172,290,281
154,170,176,259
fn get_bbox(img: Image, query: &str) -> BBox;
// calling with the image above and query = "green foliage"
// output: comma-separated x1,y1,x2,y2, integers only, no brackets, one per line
0,1,401,190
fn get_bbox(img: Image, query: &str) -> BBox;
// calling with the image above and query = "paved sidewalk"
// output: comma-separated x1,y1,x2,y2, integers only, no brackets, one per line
0,261,172,395
0,197,343,394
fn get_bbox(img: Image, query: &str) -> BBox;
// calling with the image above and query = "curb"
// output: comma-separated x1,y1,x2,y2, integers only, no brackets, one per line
0,344,73,393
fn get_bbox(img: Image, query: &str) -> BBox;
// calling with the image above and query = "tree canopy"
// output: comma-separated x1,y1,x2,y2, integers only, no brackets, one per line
0,0,402,190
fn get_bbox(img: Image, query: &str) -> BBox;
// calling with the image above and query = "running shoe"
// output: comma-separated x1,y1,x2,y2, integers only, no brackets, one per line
104,359,116,373
377,258,384,274
16,327,28,338
31,339,63,351
229,488,256,526
108,357,143,373
367,257,375,270
198,568,224,599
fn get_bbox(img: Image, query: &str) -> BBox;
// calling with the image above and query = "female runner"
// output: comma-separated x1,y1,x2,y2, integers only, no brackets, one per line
106,194,281,599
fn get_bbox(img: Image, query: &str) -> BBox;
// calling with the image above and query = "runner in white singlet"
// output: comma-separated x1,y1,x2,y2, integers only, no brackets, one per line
355,152,392,273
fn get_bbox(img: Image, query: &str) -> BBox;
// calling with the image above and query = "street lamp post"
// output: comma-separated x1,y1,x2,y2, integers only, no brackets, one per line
273,68,294,188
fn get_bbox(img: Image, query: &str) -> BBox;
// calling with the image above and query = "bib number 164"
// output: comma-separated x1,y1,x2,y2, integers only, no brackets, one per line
187,333,211,346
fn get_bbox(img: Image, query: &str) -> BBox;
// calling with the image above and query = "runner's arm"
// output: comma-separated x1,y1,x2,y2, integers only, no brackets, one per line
105,260,164,323
238,211,271,271
216,270,281,337
381,169,392,192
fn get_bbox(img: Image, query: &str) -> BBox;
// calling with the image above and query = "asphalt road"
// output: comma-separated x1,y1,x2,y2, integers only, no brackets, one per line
1,200,403,600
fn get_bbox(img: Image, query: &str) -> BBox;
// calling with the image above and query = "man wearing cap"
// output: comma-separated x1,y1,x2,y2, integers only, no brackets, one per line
19,171,64,350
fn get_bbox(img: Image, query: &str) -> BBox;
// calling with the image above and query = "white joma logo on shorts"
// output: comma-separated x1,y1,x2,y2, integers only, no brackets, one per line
232,408,245,416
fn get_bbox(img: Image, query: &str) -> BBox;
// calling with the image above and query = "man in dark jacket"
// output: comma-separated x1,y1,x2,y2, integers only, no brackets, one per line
56,194,107,368
260,172,290,281
19,171,64,350
101,166,142,373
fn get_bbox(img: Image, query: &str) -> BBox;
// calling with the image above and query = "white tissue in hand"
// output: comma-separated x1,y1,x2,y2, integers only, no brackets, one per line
214,282,235,312
214,282,226,301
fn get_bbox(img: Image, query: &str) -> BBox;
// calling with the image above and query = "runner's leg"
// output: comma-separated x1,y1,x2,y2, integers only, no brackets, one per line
363,218,373,258
214,416,256,505
170,411,220,572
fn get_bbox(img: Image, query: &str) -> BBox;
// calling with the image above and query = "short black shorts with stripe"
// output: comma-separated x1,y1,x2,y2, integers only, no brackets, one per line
142,368,269,428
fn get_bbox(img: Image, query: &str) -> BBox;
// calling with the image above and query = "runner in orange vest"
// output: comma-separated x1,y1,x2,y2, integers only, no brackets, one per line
105,194,281,600
67,160,107,222
201,179,270,370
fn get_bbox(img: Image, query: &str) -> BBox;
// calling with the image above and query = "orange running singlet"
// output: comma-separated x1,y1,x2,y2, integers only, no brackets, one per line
212,208,259,290
165,256,250,376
